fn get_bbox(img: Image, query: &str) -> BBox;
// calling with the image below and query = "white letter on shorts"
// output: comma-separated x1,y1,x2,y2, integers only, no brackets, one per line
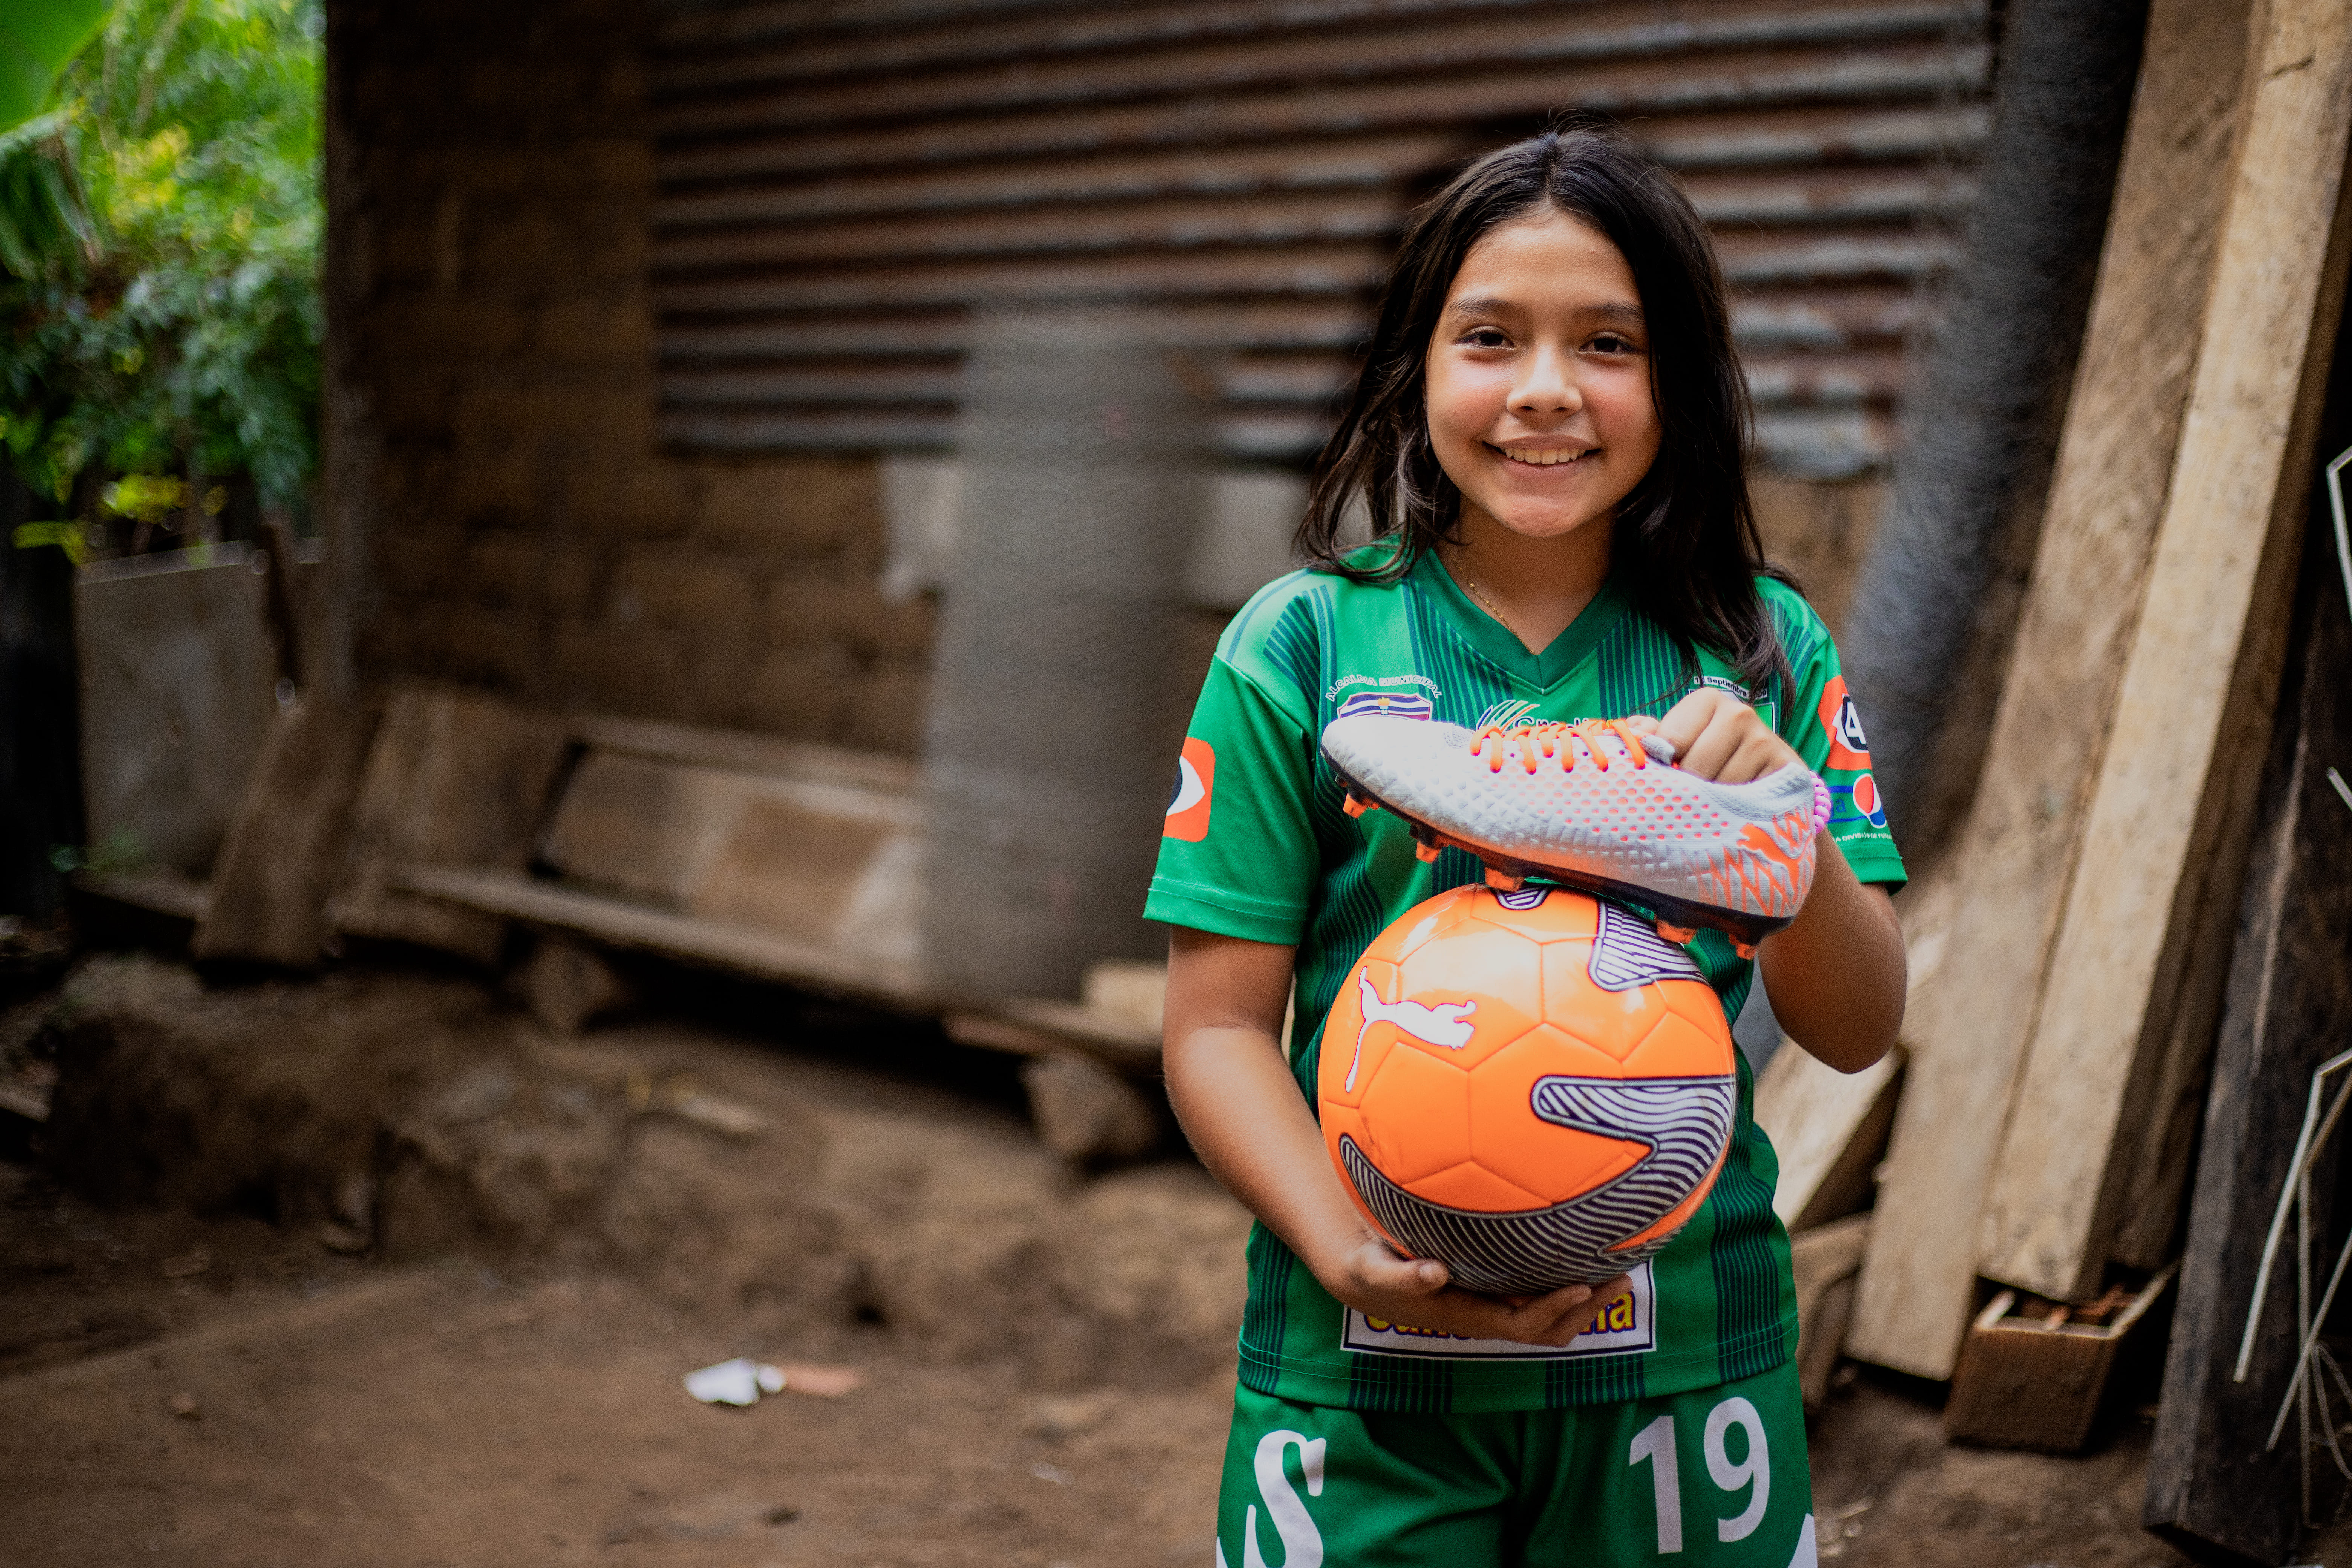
1243,1429,1326,1568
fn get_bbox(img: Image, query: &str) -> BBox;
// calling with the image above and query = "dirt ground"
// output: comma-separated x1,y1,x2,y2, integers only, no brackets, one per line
0,955,2343,1567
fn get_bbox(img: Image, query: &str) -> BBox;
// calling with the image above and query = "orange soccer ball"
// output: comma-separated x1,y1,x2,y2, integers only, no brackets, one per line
1319,884,1738,1295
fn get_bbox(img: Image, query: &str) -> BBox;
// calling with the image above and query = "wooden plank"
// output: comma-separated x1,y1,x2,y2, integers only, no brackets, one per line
568,714,920,795
192,698,382,967
1791,1214,1871,1412
1753,857,1952,1233
1976,0,2352,1301
1846,0,2264,1377
326,687,571,964
390,864,933,1013
1945,1266,2178,1453
942,1009,1161,1075
2144,513,2352,1564
539,750,923,971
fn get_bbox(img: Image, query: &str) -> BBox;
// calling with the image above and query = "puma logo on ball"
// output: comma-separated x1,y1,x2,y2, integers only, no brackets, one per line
1346,969,1478,1092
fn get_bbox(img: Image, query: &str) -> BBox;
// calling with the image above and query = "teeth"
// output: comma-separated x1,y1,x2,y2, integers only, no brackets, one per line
1499,446,1589,466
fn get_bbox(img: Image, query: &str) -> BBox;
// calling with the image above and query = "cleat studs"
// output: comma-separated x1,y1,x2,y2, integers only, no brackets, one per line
1342,789,1372,819
1732,940,1758,960
1415,839,1442,863
1655,920,1698,946
1484,867,1525,892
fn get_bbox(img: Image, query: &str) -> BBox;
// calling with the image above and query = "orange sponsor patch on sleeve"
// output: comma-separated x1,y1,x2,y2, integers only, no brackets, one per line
1816,675,1872,771
1164,737,1215,841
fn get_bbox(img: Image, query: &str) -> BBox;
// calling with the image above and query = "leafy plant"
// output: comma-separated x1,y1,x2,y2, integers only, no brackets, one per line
0,0,322,526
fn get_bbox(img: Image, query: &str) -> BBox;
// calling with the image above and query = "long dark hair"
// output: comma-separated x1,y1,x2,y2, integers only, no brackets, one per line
1299,123,1792,700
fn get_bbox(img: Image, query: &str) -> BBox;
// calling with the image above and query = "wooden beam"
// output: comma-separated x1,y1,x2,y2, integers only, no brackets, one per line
1847,0,2263,1377
325,686,571,965
1754,859,1951,1233
1977,0,2352,1301
390,862,935,1013
2145,513,2352,1564
193,698,381,967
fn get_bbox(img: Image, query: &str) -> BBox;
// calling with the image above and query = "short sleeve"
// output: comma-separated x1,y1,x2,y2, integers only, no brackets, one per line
1767,584,1908,890
1144,657,1320,945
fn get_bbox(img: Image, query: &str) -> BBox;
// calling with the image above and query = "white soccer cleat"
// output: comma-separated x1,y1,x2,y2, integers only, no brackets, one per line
1320,714,1830,955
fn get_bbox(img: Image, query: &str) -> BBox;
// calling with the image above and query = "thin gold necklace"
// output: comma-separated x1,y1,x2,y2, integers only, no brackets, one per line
1444,545,1514,632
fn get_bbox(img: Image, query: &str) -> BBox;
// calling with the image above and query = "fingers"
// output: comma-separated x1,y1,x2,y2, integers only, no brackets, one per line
1349,1239,1449,1297
1516,1274,1633,1346
1654,689,1718,762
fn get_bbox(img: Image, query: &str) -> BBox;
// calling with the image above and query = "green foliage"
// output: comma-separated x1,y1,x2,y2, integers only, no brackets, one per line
0,0,322,514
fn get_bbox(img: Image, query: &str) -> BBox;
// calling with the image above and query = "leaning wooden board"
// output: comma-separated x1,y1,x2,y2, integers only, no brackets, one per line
1976,0,2352,1302
2144,518,2352,1563
1847,0,2263,1377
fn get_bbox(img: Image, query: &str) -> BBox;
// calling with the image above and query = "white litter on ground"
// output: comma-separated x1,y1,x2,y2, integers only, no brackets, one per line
682,1357,786,1406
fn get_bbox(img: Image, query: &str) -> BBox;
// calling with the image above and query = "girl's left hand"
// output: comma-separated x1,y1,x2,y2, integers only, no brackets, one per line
1627,687,1802,784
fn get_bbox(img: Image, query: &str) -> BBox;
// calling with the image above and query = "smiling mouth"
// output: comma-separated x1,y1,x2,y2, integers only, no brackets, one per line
1489,443,1594,467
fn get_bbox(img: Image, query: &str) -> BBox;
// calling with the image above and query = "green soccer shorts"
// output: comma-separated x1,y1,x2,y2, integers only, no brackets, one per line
1213,1358,1815,1567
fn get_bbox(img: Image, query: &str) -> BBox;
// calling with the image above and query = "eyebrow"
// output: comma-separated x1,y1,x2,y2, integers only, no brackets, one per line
1444,296,1646,328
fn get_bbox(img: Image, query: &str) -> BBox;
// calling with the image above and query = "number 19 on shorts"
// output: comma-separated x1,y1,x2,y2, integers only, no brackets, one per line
1627,1396,1773,1554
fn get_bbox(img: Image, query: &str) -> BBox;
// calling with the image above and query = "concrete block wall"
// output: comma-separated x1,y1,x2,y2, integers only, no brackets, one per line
323,0,925,751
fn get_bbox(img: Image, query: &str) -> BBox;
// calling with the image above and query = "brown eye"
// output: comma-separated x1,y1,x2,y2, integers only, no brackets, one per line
1465,328,1510,349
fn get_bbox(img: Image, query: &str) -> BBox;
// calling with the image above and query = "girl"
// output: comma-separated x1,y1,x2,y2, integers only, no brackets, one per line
1150,126,1908,1566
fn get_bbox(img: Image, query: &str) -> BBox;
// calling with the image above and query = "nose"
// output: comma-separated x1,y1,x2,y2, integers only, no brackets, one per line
1511,344,1582,415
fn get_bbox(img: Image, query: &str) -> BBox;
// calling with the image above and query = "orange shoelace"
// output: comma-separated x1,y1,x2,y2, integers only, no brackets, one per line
1468,717,1653,775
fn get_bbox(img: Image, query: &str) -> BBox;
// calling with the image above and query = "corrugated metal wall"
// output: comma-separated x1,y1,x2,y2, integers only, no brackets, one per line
650,0,1992,478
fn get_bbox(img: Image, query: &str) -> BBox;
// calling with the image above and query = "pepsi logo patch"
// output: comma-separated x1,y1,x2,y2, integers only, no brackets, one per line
1164,738,1215,842
1816,677,1872,771
1338,690,1434,721
1841,771,1889,830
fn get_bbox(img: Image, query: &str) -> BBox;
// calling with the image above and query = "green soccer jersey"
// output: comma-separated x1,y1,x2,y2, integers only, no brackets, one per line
1146,546,1905,1416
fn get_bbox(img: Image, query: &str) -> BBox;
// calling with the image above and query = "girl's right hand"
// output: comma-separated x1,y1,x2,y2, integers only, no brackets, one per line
1318,1233,1633,1349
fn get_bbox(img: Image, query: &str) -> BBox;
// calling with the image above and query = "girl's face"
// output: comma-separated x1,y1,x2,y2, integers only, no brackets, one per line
1423,208,1661,548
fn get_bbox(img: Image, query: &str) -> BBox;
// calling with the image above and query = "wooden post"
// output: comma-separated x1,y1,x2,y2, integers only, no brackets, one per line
1848,0,2261,1378
1976,0,2352,1302
2144,500,2352,1564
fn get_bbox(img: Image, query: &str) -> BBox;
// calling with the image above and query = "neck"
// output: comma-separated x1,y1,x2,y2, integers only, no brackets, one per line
1446,507,1613,655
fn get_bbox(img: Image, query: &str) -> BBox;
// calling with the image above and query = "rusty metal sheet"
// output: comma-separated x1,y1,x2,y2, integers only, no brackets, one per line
654,0,1983,130
649,0,1992,474
656,44,1991,184
651,168,1968,275
658,0,1934,86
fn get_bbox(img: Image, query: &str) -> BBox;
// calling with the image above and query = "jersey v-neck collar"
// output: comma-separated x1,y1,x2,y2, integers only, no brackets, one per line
1409,546,1628,692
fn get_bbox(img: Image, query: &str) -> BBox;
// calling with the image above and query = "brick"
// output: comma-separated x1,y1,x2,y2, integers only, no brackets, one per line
545,622,694,720
452,386,650,454
560,466,694,541
734,646,856,742
839,670,930,756
439,605,537,692
695,457,879,557
530,299,651,365
835,585,936,664
608,550,758,632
